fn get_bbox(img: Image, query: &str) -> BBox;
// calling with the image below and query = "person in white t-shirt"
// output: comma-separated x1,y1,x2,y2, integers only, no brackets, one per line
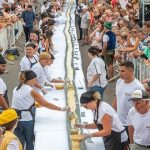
74,91,128,150
20,43,39,71
41,1,49,13
113,61,145,138
87,46,107,97
31,52,65,94
11,70,70,150
127,90,150,150
0,55,9,110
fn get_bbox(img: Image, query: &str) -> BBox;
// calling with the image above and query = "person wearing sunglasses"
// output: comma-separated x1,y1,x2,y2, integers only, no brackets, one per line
127,90,150,150
74,91,128,150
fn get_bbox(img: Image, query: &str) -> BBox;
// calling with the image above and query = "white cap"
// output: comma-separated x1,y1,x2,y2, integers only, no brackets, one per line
82,5,88,10
130,90,149,101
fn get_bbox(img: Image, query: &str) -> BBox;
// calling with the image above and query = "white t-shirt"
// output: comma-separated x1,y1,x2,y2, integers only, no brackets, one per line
81,11,91,29
87,56,107,88
0,78,7,95
127,107,150,146
91,31,102,49
103,34,109,43
32,62,47,87
11,84,34,121
6,139,20,150
116,78,145,126
41,5,49,13
20,55,38,71
95,102,128,142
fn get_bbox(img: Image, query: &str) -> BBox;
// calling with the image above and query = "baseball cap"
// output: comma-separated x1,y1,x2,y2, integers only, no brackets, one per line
130,90,149,101
0,109,19,125
82,5,88,10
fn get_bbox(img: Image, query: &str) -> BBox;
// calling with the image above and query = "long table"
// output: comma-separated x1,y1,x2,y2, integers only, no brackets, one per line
34,2,105,149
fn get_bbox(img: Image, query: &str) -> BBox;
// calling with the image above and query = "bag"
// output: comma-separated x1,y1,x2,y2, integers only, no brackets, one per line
105,31,116,50
5,48,20,57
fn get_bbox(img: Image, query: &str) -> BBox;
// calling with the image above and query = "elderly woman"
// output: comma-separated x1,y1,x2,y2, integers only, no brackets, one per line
74,91,128,150
0,109,22,150
87,46,107,96
11,70,69,150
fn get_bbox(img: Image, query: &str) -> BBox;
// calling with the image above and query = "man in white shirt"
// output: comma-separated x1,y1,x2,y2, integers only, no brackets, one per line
127,90,150,150
0,55,9,110
113,61,145,136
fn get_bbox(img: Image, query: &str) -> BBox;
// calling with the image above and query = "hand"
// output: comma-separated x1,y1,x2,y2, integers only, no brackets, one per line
82,133,92,139
41,88,48,95
61,106,70,112
129,144,135,150
22,22,26,26
74,123,85,128
70,134,85,141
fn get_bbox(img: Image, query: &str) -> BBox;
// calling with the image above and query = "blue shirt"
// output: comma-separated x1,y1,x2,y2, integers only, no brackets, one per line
22,10,35,27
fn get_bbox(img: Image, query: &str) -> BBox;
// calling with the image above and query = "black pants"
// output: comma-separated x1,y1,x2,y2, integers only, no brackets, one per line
76,16,82,39
23,26,33,42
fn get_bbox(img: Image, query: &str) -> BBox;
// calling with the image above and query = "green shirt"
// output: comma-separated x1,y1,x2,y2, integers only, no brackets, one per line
144,47,150,59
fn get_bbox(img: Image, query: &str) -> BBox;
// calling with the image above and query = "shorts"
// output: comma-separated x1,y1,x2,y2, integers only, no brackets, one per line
105,50,115,66
82,29,88,36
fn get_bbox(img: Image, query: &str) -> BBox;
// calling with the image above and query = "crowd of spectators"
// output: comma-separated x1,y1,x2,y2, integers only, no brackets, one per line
76,0,150,77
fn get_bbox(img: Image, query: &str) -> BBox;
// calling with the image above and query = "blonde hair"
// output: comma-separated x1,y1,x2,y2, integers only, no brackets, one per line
93,92,101,101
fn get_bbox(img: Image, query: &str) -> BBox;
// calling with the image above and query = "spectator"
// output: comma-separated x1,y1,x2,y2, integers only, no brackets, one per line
127,90,150,150
41,1,49,13
80,5,91,46
22,4,35,42
102,22,116,79
143,40,150,59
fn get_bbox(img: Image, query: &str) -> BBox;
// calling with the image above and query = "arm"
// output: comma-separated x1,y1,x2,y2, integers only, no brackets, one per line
85,123,97,129
92,114,112,137
128,125,134,144
102,41,107,56
0,95,9,110
112,97,117,111
31,90,62,111
88,74,100,87
124,38,140,52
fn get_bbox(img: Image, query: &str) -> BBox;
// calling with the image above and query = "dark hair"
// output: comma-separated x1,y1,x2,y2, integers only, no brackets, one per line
17,70,37,90
43,1,47,5
25,43,36,49
27,5,32,8
0,54,6,64
119,61,134,70
80,91,101,104
50,53,55,60
4,7,11,12
88,46,102,56
2,119,17,131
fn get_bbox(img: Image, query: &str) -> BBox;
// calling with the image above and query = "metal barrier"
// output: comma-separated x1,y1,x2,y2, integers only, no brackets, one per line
114,51,150,82
131,58,150,82
0,20,23,54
